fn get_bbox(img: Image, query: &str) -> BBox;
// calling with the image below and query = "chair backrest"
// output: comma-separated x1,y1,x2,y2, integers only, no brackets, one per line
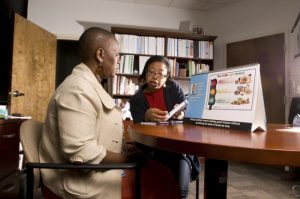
20,119,43,197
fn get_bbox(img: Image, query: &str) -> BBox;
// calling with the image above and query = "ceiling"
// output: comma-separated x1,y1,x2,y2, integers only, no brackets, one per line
107,0,242,12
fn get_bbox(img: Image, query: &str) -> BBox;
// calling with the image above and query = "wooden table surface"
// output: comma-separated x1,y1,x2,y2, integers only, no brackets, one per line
129,123,300,198
129,123,300,166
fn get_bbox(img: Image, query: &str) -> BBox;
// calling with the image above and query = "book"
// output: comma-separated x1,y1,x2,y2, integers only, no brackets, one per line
167,100,188,120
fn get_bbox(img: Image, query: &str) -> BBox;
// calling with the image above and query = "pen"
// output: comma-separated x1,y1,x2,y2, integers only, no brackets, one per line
141,122,157,126
157,121,169,125
140,121,170,125
169,120,183,125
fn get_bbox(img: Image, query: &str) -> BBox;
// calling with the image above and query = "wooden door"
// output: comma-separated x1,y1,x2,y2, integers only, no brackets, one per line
227,33,285,123
10,13,56,122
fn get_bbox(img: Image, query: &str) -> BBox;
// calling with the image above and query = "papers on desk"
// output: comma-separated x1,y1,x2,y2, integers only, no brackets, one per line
293,114,300,126
278,114,300,133
5,115,32,119
141,120,183,126
276,127,300,133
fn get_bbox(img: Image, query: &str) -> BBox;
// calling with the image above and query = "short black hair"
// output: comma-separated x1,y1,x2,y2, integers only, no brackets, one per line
138,55,173,84
78,27,115,62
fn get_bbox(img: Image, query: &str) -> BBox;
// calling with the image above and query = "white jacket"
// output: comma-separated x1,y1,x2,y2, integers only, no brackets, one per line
39,63,123,199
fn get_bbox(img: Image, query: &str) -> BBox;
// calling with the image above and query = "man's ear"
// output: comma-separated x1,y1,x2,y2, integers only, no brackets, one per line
96,47,104,61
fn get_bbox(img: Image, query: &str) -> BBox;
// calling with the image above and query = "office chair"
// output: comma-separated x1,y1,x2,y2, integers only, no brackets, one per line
289,97,300,124
196,175,200,199
20,119,141,199
124,120,200,199
288,98,300,191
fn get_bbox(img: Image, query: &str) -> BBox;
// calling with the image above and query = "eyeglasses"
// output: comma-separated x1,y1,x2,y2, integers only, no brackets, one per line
147,70,168,79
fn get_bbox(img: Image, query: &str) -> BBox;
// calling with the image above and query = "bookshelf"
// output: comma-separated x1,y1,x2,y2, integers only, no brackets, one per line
110,26,217,99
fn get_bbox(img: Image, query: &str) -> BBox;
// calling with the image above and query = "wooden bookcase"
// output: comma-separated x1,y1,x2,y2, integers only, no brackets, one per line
110,26,217,100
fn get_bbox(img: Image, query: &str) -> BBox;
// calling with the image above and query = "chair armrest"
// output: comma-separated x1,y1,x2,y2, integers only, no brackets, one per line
26,162,137,170
25,162,141,199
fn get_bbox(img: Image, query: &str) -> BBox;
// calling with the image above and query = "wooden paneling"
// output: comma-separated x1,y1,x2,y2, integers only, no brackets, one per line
227,33,285,124
10,14,56,122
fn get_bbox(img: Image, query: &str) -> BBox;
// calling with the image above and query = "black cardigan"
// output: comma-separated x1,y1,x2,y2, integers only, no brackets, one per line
130,81,185,123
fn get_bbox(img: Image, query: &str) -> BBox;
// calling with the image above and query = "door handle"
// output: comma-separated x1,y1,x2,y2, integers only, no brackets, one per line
9,90,25,97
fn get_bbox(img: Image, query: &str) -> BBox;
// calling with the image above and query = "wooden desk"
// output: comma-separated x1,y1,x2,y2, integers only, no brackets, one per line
0,119,23,198
129,123,300,199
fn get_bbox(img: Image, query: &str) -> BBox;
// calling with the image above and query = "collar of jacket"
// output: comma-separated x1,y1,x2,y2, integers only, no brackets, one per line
72,63,116,110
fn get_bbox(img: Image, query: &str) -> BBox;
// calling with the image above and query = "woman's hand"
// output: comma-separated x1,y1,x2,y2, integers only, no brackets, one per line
145,108,168,122
102,150,129,163
171,104,185,120
125,141,144,162
102,146,143,163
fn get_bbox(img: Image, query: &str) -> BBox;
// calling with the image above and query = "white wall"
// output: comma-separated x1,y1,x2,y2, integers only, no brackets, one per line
206,0,300,120
207,0,300,69
27,0,207,39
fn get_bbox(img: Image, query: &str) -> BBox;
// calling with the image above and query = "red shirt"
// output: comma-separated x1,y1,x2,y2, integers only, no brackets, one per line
144,87,167,111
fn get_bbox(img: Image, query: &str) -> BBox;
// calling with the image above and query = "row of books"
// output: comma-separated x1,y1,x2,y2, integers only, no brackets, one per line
169,60,210,77
167,38,194,58
112,76,139,95
115,34,165,55
118,55,135,74
115,34,214,60
167,39,213,59
189,62,210,76
199,41,213,59
118,55,211,76
118,55,150,74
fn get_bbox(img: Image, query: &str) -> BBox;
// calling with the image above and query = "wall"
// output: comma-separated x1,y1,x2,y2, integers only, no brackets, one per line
27,0,207,39
206,0,300,120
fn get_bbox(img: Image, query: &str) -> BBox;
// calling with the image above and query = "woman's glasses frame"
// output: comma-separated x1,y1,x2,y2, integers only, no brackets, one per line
146,70,168,79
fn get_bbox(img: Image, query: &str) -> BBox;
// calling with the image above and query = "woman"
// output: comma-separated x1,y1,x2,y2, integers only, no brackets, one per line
39,27,138,199
130,55,200,198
